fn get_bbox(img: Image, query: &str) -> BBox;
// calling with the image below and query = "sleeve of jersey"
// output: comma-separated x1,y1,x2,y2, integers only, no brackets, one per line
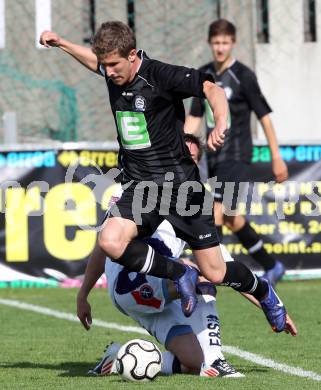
189,96,205,117
242,71,272,119
155,62,215,98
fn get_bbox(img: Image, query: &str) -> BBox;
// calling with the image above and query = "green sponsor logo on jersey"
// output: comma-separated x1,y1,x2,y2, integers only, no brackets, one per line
204,100,231,129
205,100,215,128
116,111,151,150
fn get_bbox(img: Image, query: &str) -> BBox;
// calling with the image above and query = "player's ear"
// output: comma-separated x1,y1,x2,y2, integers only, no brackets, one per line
128,49,136,62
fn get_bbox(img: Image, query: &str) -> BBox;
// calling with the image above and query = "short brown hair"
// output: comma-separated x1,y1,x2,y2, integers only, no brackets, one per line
208,19,236,42
184,133,204,162
92,21,136,60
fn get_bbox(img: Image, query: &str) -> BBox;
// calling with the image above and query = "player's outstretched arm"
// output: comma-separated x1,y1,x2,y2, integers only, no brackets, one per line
77,241,106,330
260,114,288,183
39,30,99,73
184,115,203,135
203,81,229,151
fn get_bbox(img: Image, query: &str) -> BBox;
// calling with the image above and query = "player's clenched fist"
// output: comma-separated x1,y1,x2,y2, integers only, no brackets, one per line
207,122,227,151
272,157,289,183
39,31,61,47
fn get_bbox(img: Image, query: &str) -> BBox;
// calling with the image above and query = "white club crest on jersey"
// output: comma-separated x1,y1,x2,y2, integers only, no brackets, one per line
134,95,146,111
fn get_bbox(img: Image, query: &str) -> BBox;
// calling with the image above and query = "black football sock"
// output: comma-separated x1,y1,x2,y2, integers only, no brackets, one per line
116,239,185,280
234,221,276,271
215,225,223,242
222,261,268,301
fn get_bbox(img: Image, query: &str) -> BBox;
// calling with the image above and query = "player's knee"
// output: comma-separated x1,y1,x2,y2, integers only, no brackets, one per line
98,232,127,259
200,264,226,284
210,269,226,284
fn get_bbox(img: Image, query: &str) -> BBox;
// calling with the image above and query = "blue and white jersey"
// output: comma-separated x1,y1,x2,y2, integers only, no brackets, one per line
105,218,185,315
105,184,233,316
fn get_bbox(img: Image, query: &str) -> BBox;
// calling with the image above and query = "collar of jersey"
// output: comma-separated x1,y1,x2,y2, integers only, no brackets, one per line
123,49,149,86
215,58,237,76
137,49,149,60
136,49,149,74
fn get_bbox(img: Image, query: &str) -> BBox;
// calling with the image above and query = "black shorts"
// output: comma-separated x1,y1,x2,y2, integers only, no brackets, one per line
207,160,251,209
108,182,219,250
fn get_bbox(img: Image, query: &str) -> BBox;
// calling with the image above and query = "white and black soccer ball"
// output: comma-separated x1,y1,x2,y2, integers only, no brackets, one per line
116,339,162,382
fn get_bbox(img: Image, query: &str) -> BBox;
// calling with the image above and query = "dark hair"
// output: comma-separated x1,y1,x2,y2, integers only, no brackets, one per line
183,133,204,162
92,21,136,60
208,19,236,42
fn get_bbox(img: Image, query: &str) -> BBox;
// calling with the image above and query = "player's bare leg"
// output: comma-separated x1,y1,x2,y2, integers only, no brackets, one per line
213,201,224,226
193,246,226,284
99,217,138,259
166,333,203,374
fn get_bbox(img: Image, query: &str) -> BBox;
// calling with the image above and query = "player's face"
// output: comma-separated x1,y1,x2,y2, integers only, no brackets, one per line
100,49,136,85
186,141,200,164
209,34,235,64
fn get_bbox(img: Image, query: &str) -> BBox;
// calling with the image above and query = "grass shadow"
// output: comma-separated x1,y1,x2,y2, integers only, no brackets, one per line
0,361,94,377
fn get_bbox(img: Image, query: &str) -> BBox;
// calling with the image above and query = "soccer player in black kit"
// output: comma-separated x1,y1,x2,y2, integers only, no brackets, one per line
185,19,288,286
40,21,287,333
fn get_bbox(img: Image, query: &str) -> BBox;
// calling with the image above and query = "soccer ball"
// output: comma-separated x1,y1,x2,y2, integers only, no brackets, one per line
116,339,162,382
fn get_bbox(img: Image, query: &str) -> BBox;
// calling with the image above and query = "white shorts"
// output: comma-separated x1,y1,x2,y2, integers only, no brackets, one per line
133,295,219,349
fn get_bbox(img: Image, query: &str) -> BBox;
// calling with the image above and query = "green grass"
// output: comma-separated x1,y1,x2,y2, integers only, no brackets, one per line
0,280,321,389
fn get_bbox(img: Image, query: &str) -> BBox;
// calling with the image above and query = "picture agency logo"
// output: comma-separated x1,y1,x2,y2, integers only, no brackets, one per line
60,170,245,228
129,175,215,224
61,159,321,232
63,156,123,232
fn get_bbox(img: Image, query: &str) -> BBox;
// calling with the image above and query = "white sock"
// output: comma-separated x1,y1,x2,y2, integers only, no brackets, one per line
193,297,225,365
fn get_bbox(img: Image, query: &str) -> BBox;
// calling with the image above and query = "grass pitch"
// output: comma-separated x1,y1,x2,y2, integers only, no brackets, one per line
0,280,321,389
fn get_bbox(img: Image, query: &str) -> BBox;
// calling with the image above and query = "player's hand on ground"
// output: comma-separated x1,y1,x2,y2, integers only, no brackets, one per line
284,313,297,336
272,157,288,183
77,294,92,330
39,31,61,48
207,123,227,151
